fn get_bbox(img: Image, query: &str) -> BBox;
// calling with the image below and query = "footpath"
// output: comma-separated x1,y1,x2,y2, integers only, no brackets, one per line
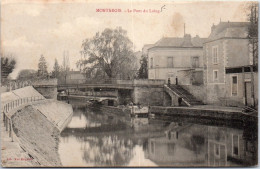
1,117,39,167
1,86,73,167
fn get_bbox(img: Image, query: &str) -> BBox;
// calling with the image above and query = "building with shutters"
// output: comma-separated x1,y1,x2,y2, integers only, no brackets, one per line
147,34,207,86
203,21,258,107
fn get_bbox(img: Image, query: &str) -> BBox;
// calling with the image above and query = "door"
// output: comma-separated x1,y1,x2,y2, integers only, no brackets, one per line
168,73,175,85
245,82,253,106
231,76,238,96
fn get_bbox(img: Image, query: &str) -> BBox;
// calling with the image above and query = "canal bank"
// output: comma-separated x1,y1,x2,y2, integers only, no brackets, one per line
150,105,257,122
1,86,73,167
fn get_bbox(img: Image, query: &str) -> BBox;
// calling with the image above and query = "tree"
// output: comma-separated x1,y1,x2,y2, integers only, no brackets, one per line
78,27,135,79
38,55,48,78
247,2,258,108
137,54,148,79
1,53,16,82
52,58,60,78
17,69,37,80
248,2,258,66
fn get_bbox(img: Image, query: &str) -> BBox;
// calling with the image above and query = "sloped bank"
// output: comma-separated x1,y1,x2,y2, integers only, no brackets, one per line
11,99,73,167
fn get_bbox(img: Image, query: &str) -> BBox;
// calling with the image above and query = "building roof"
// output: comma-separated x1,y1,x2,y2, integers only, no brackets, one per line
150,34,207,49
68,71,82,74
207,22,249,42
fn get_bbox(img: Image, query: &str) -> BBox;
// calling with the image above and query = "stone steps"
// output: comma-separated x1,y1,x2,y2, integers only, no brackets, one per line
168,85,203,106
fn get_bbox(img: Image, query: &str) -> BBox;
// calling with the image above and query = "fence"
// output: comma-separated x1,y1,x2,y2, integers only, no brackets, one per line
2,96,45,142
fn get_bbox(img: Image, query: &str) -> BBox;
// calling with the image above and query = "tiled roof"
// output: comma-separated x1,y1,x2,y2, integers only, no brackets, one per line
151,34,207,49
207,22,249,41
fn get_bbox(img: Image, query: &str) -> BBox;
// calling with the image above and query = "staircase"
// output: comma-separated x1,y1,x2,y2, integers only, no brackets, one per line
165,84,203,106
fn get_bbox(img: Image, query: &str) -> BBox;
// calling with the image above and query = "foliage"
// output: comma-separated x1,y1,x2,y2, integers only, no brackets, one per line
1,53,16,81
247,2,258,66
52,58,60,78
78,27,136,79
38,55,48,78
137,54,148,79
17,69,37,80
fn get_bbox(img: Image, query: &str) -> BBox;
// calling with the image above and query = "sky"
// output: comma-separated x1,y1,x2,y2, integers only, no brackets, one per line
1,0,251,79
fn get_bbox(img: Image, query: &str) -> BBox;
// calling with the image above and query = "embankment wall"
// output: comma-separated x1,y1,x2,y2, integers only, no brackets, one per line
1,86,73,167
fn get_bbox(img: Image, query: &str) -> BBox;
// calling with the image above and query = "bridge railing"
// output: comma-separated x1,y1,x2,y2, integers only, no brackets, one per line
2,78,58,92
2,95,45,142
58,79,166,87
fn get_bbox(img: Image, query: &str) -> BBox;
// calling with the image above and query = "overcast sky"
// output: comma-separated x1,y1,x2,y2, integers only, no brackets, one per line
1,0,250,79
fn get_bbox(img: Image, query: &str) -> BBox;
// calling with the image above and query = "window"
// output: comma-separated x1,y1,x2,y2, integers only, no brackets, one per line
231,76,238,96
191,56,199,68
213,70,218,82
212,46,218,64
232,134,239,156
167,57,174,68
150,58,153,68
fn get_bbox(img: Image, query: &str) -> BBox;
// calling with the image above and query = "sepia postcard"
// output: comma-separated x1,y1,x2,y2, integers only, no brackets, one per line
0,0,258,167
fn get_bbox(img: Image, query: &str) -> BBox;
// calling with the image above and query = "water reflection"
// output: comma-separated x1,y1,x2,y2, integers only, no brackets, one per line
58,101,257,167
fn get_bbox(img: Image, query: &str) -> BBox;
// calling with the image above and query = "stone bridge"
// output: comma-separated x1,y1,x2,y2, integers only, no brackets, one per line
58,79,166,106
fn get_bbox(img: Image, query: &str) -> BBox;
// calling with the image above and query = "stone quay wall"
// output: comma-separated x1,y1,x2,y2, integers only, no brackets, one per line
1,86,73,167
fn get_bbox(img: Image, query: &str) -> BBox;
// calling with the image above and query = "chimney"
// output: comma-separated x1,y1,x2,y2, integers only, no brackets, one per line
211,23,216,32
182,34,192,47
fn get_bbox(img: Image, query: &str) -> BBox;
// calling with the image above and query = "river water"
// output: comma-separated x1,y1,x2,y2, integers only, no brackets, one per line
58,100,257,167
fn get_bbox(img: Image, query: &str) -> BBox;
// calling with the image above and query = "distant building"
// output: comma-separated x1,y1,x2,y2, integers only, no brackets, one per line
61,70,86,84
148,34,207,85
203,21,258,107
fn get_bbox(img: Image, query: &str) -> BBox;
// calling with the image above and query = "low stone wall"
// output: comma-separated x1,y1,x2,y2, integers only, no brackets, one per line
132,86,164,106
149,106,256,122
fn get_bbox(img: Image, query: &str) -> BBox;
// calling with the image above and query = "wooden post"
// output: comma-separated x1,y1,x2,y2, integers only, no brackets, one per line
9,120,11,137
6,117,8,131
3,113,6,125
11,121,13,142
